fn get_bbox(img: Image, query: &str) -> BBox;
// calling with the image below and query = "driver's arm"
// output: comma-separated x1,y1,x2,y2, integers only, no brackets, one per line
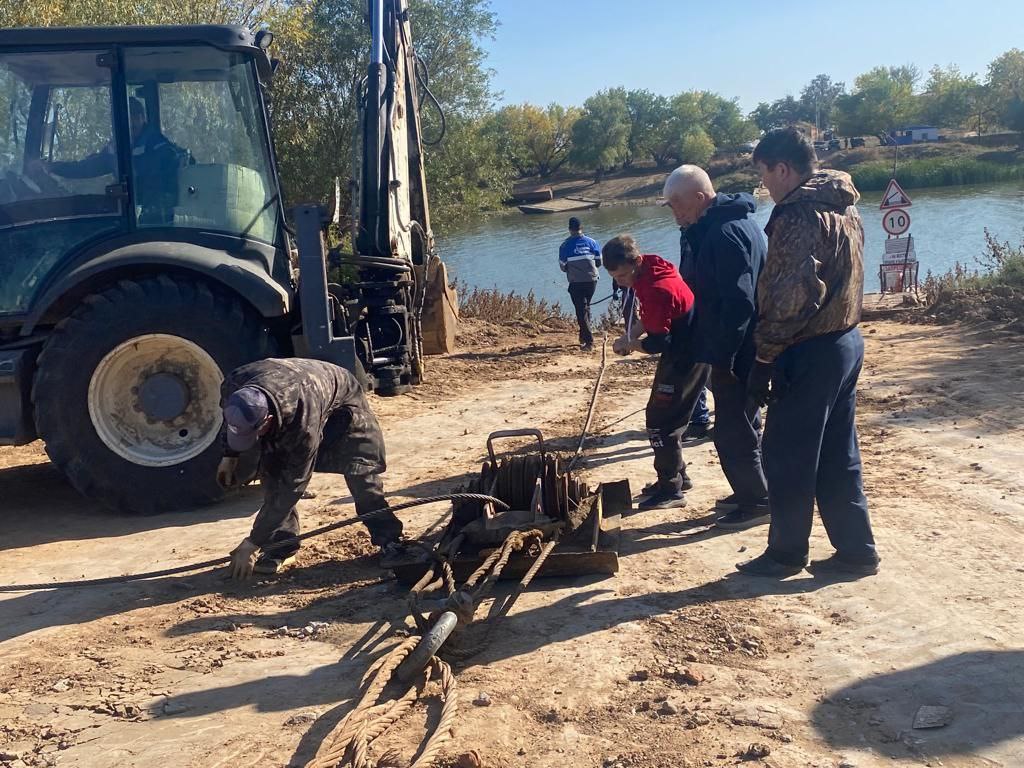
46,143,116,180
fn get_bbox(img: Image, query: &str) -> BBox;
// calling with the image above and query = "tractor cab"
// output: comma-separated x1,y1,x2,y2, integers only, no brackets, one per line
0,26,285,319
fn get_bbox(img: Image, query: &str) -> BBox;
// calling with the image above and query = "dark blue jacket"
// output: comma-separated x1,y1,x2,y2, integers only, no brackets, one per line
685,193,766,375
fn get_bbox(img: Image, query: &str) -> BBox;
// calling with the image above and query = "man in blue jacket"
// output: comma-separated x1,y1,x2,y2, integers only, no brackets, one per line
661,165,770,529
559,216,602,351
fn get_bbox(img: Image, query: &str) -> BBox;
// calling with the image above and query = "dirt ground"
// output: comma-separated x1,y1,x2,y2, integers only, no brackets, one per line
2,314,1023,768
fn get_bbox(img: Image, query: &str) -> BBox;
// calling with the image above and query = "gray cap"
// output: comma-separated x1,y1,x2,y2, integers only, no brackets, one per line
223,386,270,452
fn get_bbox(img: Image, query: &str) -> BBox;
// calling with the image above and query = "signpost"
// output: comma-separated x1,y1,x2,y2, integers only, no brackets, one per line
880,178,912,210
878,179,917,293
882,207,911,236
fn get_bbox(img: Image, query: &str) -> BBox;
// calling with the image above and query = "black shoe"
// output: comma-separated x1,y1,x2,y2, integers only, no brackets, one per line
807,554,880,577
714,505,770,530
683,422,711,440
580,342,593,352
715,493,741,511
253,552,297,575
379,540,417,569
641,473,693,496
637,489,687,510
735,552,805,577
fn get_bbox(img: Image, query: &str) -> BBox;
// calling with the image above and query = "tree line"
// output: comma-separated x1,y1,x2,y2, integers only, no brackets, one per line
3,0,1023,227
752,58,1024,140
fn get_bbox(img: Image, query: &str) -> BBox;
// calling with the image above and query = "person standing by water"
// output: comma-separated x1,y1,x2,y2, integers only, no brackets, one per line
605,235,709,510
738,126,879,578
559,216,603,351
660,164,771,530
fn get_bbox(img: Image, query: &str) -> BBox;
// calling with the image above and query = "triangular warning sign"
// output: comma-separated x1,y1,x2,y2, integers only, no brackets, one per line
880,178,912,209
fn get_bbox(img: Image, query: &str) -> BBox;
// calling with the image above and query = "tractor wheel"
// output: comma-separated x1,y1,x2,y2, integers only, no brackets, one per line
32,275,276,514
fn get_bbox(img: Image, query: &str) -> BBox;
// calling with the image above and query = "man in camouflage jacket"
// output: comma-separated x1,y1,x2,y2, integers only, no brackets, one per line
218,359,404,578
737,127,879,578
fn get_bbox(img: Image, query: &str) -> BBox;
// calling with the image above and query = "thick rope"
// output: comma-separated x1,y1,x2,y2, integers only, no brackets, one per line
0,494,508,592
306,638,458,768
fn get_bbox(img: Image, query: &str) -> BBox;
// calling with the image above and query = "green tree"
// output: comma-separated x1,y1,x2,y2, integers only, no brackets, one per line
835,65,920,136
749,96,805,132
987,48,1024,138
691,91,756,148
625,89,671,167
920,65,980,129
799,74,845,129
570,87,631,172
425,112,510,226
485,103,578,177
677,128,714,166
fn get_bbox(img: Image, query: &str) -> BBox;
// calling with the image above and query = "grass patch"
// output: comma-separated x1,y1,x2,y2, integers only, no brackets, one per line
923,228,1024,305
455,282,573,328
851,157,1024,191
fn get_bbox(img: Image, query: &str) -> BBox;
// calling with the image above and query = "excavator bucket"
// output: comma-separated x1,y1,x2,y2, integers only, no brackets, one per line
389,429,625,584
417,256,458,355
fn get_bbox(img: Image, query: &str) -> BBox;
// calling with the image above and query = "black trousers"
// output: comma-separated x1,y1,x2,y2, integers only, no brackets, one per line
568,281,596,346
645,348,710,493
710,366,768,505
262,472,402,557
762,327,877,566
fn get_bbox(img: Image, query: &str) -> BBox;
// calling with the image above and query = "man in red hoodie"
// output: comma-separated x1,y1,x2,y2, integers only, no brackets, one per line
604,234,710,510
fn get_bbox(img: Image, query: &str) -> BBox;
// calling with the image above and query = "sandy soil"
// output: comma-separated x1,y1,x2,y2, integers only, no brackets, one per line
1,316,1023,768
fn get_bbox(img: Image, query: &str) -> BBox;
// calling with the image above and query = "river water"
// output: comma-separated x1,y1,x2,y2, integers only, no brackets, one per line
437,182,1024,306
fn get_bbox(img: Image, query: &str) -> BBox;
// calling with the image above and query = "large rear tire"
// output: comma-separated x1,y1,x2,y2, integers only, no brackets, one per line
33,275,276,514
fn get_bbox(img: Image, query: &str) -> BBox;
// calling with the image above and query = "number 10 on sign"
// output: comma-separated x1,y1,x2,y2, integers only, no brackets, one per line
882,208,911,236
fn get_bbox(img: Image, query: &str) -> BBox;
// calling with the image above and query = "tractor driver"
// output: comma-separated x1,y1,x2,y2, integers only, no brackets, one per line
217,358,409,580
38,98,187,223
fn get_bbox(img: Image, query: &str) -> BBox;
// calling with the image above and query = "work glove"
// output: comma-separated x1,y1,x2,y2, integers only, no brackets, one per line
612,335,631,356
216,456,239,489
229,537,261,581
746,360,775,407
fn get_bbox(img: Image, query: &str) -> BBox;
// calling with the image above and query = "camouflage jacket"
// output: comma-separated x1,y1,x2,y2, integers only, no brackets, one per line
754,170,865,362
221,359,386,546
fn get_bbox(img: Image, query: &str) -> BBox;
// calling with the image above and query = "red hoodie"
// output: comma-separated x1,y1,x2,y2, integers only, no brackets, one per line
634,254,694,340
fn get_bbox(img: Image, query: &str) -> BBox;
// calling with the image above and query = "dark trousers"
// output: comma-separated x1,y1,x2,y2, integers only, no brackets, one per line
568,281,596,346
646,349,710,493
710,366,768,505
691,387,711,426
762,327,877,566
262,472,402,557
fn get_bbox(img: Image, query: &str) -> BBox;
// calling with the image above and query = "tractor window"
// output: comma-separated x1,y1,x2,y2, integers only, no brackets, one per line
124,46,279,243
0,50,123,316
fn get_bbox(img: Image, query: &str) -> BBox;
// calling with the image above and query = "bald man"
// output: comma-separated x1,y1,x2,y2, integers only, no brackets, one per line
660,165,769,530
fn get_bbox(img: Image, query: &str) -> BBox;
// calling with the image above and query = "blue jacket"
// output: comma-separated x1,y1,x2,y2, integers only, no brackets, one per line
559,234,602,283
685,193,766,376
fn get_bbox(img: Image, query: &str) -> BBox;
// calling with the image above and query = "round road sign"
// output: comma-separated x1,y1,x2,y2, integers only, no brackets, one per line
882,207,911,236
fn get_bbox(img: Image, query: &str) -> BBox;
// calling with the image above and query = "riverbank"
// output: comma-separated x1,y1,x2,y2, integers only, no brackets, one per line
513,137,1024,208
2,311,1023,766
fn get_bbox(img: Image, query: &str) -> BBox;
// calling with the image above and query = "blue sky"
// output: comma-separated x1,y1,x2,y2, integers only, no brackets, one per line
483,0,1024,111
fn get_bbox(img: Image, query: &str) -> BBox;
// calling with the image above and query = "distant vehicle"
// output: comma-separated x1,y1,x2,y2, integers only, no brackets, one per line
850,137,866,148
828,139,841,151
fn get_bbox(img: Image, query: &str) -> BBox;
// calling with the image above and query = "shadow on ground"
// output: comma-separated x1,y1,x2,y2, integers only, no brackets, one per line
812,650,1024,761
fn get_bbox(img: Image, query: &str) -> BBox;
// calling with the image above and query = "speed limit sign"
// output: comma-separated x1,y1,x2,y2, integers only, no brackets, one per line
882,207,911,236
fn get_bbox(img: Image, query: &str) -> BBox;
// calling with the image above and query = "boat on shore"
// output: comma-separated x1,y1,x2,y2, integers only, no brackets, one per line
518,196,602,215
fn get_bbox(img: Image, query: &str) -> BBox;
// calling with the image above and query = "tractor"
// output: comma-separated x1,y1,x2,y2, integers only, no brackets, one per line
0,2,455,513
